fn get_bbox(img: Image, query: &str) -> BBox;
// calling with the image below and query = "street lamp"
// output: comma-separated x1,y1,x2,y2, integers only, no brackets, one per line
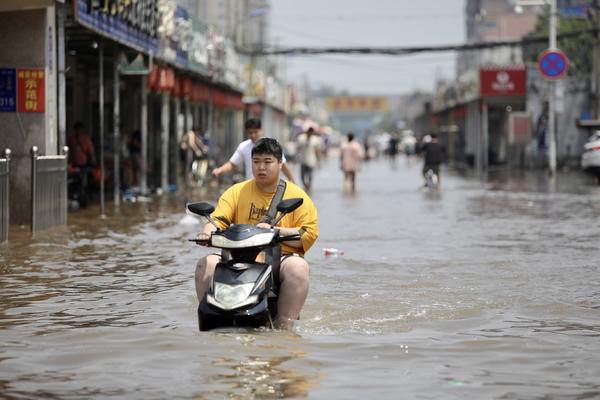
514,0,558,175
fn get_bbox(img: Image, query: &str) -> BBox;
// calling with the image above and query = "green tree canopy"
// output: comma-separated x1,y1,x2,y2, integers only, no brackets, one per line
523,13,596,77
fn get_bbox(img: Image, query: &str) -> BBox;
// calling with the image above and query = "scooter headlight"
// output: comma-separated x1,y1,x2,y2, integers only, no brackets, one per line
207,283,258,310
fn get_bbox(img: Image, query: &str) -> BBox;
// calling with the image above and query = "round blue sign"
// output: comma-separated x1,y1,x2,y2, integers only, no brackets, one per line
537,49,569,80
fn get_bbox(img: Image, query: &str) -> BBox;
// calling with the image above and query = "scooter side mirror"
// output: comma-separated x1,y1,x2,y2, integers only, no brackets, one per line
187,202,220,230
187,202,215,217
276,198,303,214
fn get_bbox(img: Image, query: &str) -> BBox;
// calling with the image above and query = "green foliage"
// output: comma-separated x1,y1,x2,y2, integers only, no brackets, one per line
523,13,596,76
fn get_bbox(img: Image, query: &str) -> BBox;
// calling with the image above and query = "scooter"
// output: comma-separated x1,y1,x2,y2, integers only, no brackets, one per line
188,198,303,331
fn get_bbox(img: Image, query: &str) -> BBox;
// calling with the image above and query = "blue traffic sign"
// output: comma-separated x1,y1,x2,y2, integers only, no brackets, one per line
0,68,16,112
537,49,569,80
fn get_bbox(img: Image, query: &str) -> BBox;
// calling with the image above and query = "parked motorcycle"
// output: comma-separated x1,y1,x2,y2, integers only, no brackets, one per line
188,198,303,331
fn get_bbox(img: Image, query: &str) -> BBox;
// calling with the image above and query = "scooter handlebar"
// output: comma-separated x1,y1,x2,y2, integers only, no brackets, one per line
188,238,210,245
278,234,301,242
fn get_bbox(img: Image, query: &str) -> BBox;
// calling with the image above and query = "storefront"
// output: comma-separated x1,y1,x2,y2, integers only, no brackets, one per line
0,1,58,224
434,65,528,171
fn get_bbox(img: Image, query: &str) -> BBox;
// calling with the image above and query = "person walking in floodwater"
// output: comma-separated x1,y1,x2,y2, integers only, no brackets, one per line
296,127,322,191
340,132,364,193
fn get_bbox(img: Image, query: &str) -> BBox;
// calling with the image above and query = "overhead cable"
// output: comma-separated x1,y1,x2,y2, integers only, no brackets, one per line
240,29,597,56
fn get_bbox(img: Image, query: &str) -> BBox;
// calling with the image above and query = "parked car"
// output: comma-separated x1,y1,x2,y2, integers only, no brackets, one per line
581,131,600,177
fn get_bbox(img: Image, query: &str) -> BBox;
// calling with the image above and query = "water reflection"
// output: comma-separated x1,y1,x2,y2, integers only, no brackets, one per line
206,353,313,399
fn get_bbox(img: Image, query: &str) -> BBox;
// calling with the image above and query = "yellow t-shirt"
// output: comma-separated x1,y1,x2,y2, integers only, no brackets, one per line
211,179,319,256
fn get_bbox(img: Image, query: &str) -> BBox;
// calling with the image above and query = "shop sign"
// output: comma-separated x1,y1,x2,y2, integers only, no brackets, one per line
191,82,209,102
182,77,193,99
326,96,389,112
0,68,16,112
171,76,182,97
508,112,531,145
480,67,526,97
212,89,243,110
224,44,240,87
74,0,159,55
187,19,209,72
207,30,227,80
17,69,45,113
157,4,189,67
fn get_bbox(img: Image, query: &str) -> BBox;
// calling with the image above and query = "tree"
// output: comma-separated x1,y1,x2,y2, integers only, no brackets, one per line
523,12,595,77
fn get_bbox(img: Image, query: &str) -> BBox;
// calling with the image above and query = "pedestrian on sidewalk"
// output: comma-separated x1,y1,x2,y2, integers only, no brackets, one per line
340,132,364,193
212,118,295,183
67,121,97,207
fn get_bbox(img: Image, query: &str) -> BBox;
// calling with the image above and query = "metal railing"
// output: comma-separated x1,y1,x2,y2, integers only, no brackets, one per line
31,146,69,233
1,149,10,243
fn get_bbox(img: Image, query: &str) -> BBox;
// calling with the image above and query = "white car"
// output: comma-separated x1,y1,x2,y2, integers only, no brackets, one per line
581,131,600,176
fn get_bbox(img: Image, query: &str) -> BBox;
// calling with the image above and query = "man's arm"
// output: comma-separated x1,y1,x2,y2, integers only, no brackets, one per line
213,142,244,177
212,160,236,177
195,222,217,245
257,195,319,253
281,162,295,183
255,224,302,249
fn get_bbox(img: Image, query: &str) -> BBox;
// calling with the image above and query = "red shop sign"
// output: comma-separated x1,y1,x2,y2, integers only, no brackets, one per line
192,83,209,102
480,66,526,97
181,77,192,99
17,68,45,113
171,76,182,97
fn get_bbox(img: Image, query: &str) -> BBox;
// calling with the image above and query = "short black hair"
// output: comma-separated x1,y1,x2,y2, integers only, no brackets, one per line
245,118,261,130
252,138,283,161
347,132,355,141
431,133,438,139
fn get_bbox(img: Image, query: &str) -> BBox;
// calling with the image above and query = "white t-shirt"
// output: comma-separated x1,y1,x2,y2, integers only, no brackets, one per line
229,139,287,180
296,134,321,168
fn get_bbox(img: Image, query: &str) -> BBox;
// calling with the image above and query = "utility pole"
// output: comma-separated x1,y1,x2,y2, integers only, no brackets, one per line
548,0,557,175
595,0,600,121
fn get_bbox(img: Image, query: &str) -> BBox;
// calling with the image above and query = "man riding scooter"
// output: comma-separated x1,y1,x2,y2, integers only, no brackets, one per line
421,133,444,190
195,138,319,330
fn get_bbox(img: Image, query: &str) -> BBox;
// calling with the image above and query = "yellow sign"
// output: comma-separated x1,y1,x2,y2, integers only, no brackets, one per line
327,96,389,112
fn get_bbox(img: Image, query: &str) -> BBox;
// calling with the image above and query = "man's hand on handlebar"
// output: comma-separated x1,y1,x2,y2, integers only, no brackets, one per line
256,222,272,230
194,232,211,246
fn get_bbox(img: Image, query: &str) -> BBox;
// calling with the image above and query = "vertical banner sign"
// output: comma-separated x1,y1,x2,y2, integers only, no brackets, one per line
17,68,45,113
0,68,16,112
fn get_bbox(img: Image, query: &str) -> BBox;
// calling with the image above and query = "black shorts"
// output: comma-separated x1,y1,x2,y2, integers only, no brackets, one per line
422,164,440,176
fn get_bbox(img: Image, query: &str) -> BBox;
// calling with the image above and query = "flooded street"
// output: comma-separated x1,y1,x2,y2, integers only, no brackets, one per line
2,155,600,399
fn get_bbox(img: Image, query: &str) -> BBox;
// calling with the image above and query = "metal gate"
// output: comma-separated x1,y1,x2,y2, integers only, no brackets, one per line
0,149,10,243
31,146,68,233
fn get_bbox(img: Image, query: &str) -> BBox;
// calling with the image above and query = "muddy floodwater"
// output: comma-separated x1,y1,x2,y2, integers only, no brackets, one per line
1,156,600,399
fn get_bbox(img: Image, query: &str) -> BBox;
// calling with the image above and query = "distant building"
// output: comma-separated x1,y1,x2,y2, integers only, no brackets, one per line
458,0,538,77
194,0,269,50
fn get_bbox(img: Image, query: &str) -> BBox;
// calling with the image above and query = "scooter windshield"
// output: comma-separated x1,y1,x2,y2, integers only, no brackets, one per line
211,232,275,249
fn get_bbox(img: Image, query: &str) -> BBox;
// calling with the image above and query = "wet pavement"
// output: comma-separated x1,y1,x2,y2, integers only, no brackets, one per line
1,154,600,399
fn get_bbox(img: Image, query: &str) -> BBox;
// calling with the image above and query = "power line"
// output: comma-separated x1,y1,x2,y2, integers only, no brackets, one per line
241,29,597,56
270,22,364,46
273,13,461,21
283,53,457,71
